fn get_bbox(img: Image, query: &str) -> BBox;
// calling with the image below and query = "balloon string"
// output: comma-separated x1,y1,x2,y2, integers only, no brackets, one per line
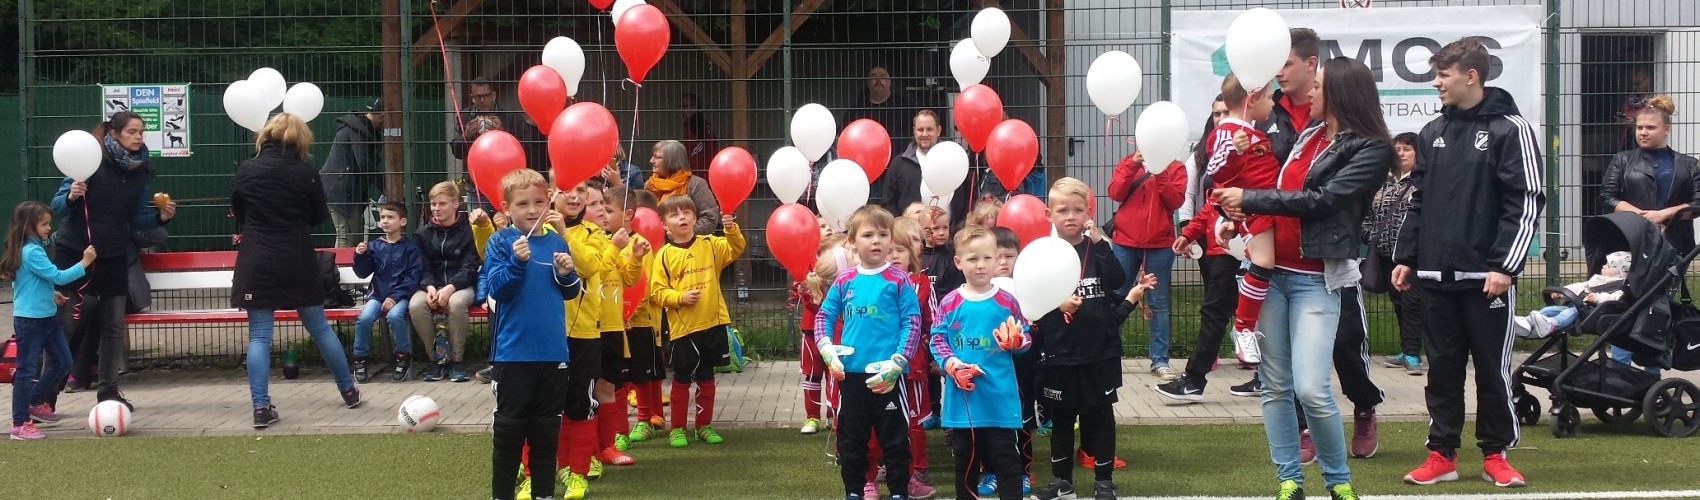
428,0,465,135
70,201,93,321
624,78,643,215
598,13,610,105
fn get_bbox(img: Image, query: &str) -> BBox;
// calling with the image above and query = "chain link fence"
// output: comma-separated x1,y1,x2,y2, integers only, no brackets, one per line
9,0,1699,366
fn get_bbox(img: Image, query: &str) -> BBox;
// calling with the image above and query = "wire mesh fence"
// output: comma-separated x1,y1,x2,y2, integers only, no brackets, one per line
10,0,1700,366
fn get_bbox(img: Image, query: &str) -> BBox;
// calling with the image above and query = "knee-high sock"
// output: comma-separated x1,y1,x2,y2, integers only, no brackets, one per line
492,417,525,500
615,384,632,435
642,380,664,426
596,398,624,451
1080,405,1117,482
802,376,823,420
909,421,927,470
694,378,717,429
564,418,597,475
526,417,561,498
1048,407,1080,481
1234,265,1273,332
670,380,692,430
554,417,572,470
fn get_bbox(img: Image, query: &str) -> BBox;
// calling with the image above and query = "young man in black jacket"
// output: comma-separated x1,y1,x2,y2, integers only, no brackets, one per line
1393,37,1543,488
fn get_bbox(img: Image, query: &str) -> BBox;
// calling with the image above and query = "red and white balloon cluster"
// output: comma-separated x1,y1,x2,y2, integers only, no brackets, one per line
222,67,325,131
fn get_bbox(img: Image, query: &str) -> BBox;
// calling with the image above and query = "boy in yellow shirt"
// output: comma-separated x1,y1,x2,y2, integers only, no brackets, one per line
591,184,643,468
648,194,745,447
620,190,667,443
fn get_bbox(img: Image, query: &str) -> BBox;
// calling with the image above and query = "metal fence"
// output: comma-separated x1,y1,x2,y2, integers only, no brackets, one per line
10,0,1700,365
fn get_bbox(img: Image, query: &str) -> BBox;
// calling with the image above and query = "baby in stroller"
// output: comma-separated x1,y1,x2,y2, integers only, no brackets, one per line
1513,251,1633,339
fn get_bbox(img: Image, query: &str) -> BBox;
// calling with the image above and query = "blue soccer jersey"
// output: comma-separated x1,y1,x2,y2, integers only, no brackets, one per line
814,262,922,373
930,286,1029,429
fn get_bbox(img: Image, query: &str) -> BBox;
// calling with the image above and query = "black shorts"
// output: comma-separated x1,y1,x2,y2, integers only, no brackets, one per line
627,327,661,382
669,325,729,383
491,362,571,423
565,337,601,420
1036,358,1123,410
599,331,631,384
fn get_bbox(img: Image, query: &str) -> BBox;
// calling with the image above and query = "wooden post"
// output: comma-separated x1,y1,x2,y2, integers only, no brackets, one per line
1044,0,1066,185
382,0,405,204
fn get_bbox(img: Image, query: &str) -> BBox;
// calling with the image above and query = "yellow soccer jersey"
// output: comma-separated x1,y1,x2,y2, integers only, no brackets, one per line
649,223,746,340
562,220,608,340
621,234,660,330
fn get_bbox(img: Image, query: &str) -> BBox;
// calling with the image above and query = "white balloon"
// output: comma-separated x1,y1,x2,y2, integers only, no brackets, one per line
1134,101,1190,168
767,146,812,204
919,181,953,210
1086,51,1143,116
223,80,270,132
1013,237,1083,321
542,37,587,97
790,103,837,163
921,140,969,199
52,130,103,182
1225,8,1292,91
970,8,1011,58
1227,235,1249,262
949,39,991,90
248,67,288,112
990,276,1016,295
282,82,324,122
610,0,644,26
815,159,869,232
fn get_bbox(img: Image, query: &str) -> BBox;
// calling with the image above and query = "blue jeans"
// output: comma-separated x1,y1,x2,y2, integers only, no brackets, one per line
1611,346,1662,375
353,298,411,358
1111,244,1174,366
11,317,72,426
1535,305,1578,330
1256,271,1351,487
247,306,355,409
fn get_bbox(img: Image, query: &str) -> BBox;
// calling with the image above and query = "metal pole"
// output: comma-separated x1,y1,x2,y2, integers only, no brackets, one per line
1544,0,1561,286
400,0,416,220
1161,0,1172,101
782,4,795,355
19,0,34,195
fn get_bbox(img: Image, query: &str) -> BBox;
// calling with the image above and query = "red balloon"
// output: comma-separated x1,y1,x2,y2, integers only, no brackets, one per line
631,207,665,249
767,203,823,281
589,0,614,9
997,194,1050,249
518,65,568,135
953,84,1004,153
466,130,526,210
986,119,1038,191
708,147,757,212
622,279,646,320
615,5,670,84
836,119,892,181
548,102,619,191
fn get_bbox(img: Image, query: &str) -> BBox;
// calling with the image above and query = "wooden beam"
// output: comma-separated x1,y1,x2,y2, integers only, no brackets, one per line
653,0,736,77
1043,0,1067,182
976,0,1056,88
743,0,826,78
383,0,406,204
410,0,489,66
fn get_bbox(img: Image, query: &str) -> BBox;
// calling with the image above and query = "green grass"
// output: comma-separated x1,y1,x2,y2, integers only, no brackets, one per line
3,422,1698,498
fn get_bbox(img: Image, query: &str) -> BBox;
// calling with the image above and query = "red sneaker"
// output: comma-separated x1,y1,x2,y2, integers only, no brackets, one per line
1482,452,1526,487
1404,451,1460,485
596,447,635,466
1075,448,1127,469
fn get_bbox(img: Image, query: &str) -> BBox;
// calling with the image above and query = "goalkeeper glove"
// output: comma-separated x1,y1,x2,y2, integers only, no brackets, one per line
864,354,908,394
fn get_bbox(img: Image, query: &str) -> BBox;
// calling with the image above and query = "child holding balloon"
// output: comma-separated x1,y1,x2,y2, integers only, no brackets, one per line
648,194,745,448
1205,73,1280,366
591,185,640,468
620,189,669,444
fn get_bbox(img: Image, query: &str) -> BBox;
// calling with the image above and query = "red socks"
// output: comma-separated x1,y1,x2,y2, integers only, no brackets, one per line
694,379,717,429
641,380,663,425
670,380,691,430
910,421,928,469
596,399,623,451
802,377,823,420
615,385,632,435
563,419,596,475
1234,266,1272,332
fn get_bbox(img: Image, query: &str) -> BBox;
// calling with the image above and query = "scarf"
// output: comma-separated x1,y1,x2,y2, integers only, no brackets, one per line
103,135,148,171
646,169,693,200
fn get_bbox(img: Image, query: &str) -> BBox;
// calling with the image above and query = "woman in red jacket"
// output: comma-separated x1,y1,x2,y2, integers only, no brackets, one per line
1107,152,1185,380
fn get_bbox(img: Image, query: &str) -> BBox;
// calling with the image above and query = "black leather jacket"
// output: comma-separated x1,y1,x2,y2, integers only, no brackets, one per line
1241,126,1391,260
1600,146,1700,250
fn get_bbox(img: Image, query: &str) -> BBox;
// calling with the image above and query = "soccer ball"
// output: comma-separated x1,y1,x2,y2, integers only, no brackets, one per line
88,400,131,437
398,395,440,433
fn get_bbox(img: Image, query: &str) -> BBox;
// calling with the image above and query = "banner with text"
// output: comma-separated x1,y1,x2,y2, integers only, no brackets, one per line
1172,5,1544,137
102,84,191,157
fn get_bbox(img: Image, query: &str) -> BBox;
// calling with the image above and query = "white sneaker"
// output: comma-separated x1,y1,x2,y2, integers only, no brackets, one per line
1233,327,1263,364
1528,313,1555,339
1151,365,1180,381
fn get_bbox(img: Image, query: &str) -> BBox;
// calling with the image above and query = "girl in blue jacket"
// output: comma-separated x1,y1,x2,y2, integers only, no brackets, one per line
2,201,96,440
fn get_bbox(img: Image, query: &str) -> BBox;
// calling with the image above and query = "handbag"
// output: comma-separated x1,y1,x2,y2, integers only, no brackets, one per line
0,338,18,384
1359,252,1390,294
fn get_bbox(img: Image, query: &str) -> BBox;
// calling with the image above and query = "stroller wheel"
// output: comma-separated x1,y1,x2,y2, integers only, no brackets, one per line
1642,378,1700,438
1593,405,1642,425
1514,394,1542,427
1551,404,1580,438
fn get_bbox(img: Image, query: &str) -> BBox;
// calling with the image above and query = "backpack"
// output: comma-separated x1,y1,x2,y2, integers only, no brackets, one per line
1668,292,1700,371
714,327,751,374
0,338,18,383
318,251,355,309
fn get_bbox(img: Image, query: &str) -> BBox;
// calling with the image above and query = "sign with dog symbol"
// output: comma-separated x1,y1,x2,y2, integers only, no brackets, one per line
102,84,192,157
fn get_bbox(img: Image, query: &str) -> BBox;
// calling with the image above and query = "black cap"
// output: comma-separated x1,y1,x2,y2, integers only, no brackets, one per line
367,98,385,112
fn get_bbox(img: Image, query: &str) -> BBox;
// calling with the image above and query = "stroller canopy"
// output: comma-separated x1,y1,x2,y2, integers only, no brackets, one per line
1582,212,1682,297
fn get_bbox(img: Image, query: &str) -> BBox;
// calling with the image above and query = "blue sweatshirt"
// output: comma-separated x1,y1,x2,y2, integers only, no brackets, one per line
930,286,1029,429
482,226,582,363
11,237,87,319
352,235,423,303
814,262,921,373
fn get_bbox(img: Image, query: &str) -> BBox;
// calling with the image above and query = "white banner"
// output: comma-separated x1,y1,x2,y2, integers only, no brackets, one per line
1171,5,1545,137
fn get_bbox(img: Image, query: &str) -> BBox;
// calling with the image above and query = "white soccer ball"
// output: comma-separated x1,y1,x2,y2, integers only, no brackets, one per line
398,395,441,433
88,400,132,437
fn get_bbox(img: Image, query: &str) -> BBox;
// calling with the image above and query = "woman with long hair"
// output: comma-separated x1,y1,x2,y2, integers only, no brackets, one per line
49,111,176,409
1213,57,1392,500
643,139,721,235
232,113,362,428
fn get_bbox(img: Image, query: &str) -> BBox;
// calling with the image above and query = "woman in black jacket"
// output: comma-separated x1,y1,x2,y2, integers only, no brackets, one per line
234,113,362,428
49,111,176,410
1600,95,1700,255
318,100,385,247
1214,57,1390,499
1364,132,1426,374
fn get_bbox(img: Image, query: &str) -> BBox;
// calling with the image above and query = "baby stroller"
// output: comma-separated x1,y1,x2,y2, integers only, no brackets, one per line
1511,211,1700,438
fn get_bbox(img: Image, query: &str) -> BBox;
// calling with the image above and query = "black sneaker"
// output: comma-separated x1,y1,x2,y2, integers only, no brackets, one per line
97,389,136,412
474,365,494,384
392,353,411,382
1229,376,1262,397
1093,480,1116,500
422,363,445,382
253,406,280,428
342,387,363,409
1032,478,1075,500
353,357,371,384
449,362,471,383
1154,375,1204,403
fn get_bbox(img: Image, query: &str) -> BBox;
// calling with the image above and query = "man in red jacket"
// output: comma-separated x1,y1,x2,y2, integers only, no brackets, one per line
1107,152,1186,381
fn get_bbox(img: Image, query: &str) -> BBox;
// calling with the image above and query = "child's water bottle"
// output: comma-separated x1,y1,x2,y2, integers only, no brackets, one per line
736,268,750,305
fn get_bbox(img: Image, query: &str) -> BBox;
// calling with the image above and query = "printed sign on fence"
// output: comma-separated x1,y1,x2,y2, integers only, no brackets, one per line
102,84,192,157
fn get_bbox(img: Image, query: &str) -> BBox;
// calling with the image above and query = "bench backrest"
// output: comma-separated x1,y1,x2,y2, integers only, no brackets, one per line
141,248,369,291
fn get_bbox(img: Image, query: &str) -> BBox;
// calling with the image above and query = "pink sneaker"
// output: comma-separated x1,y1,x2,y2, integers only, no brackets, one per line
907,475,938,499
29,403,62,423
863,481,878,498
10,422,45,440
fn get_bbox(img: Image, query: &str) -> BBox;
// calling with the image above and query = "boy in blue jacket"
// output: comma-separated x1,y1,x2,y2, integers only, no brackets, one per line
351,201,423,383
815,205,923,500
483,169,582,500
